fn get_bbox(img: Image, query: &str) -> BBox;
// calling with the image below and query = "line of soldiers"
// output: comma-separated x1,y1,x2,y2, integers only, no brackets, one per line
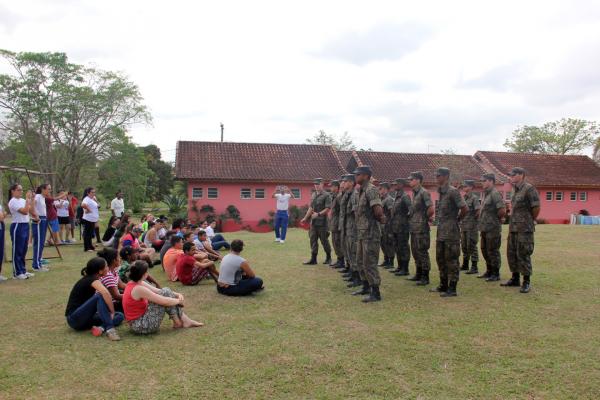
302,165,541,302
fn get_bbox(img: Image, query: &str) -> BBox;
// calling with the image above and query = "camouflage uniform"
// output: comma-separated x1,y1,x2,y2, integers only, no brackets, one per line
340,189,358,274
409,185,433,278
380,194,395,263
507,181,540,277
436,183,466,285
308,190,332,256
478,187,505,277
356,182,383,286
391,190,411,272
460,191,480,268
328,191,344,262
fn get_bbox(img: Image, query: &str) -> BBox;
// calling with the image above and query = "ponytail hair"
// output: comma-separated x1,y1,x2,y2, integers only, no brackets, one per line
80,257,107,276
128,260,149,282
36,183,50,195
83,187,94,198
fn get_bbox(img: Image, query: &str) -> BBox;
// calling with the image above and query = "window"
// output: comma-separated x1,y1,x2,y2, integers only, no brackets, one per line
240,188,252,199
191,188,203,199
207,188,218,199
545,192,553,201
505,191,512,201
255,188,265,199
555,191,563,201
291,188,301,199
570,192,577,201
580,192,587,201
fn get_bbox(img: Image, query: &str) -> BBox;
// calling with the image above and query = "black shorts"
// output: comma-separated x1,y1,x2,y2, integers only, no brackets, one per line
58,216,70,225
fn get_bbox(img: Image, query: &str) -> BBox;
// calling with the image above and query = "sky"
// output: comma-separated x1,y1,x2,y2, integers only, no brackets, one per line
1,0,600,161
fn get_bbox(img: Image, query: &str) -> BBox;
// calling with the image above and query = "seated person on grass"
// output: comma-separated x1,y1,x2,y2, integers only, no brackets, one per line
176,242,219,285
195,230,223,261
97,248,126,312
118,246,161,288
202,220,230,250
217,239,264,296
123,260,203,334
163,235,184,282
121,224,157,266
65,257,124,341
102,216,120,247
144,219,165,251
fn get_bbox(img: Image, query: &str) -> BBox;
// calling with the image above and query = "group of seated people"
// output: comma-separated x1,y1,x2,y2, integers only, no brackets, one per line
65,216,264,341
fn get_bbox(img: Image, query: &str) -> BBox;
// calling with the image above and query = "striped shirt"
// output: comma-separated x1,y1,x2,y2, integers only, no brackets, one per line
100,269,119,289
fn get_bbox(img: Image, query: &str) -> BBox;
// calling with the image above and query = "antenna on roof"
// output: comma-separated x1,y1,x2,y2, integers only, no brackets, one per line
220,123,224,142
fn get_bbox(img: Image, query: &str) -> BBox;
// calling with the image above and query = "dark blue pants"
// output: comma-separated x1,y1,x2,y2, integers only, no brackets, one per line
32,217,48,269
66,293,124,331
274,210,289,240
0,222,4,274
10,223,29,277
211,234,230,250
217,277,263,296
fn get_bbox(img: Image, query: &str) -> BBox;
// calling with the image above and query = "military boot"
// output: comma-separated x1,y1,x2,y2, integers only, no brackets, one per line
520,275,531,293
334,257,346,269
477,269,491,279
485,268,500,282
342,271,353,281
500,272,520,287
416,271,430,286
362,285,382,303
347,272,362,288
460,257,469,271
407,267,422,281
384,256,395,269
330,258,340,268
378,257,388,267
430,277,448,292
303,253,317,265
395,260,410,276
440,280,458,297
351,281,370,296
323,253,332,265
466,261,478,275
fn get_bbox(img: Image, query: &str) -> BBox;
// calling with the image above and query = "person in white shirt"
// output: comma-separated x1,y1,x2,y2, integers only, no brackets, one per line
81,187,100,252
54,190,72,244
8,184,35,280
32,185,48,271
201,220,230,250
110,191,125,218
0,203,6,281
272,186,295,243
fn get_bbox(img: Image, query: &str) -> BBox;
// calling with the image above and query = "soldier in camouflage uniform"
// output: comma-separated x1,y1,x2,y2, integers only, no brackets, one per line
390,178,412,276
340,174,361,287
460,180,480,274
378,182,396,269
301,178,332,265
502,167,540,293
351,166,387,303
431,168,467,297
328,180,345,269
477,173,506,282
407,171,434,286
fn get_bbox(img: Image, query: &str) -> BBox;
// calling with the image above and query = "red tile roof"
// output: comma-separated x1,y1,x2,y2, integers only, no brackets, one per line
175,141,347,182
475,151,600,187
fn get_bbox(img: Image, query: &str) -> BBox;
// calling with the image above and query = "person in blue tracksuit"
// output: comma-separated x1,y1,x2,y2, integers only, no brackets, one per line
32,184,49,271
8,184,34,280
0,204,6,282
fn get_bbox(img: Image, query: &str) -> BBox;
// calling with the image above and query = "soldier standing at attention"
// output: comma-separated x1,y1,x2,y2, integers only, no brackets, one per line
301,178,332,265
502,167,540,293
351,166,387,303
460,180,480,274
377,182,395,269
431,168,467,297
389,178,412,276
340,174,361,288
327,180,345,269
407,171,434,286
477,173,506,281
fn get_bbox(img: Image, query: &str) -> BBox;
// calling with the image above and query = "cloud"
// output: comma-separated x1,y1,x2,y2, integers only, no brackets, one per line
0,4,22,33
459,63,527,91
313,22,432,65
385,79,422,92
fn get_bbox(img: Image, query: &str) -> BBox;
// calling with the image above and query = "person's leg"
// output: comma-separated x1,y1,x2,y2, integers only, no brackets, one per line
32,220,42,270
219,277,263,296
93,295,124,331
212,234,226,243
66,294,104,330
130,303,167,334
280,212,289,241
94,224,101,244
10,224,25,277
0,222,4,275
17,224,29,275
83,220,94,251
211,241,226,251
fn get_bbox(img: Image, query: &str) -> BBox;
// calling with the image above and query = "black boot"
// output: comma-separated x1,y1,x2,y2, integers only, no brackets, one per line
351,281,370,296
460,257,469,271
362,285,382,303
430,277,448,292
323,253,332,265
342,272,353,281
465,261,479,274
303,253,317,265
520,275,531,293
485,268,500,282
378,257,388,267
407,267,422,281
440,280,458,297
338,265,350,273
347,272,361,288
477,269,491,279
329,258,340,268
416,271,430,286
384,256,395,269
334,258,345,269
501,272,520,287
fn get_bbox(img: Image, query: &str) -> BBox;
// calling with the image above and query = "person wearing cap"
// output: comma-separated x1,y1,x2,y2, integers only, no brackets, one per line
389,178,412,276
460,180,481,274
340,174,361,287
301,178,333,265
377,182,395,269
327,180,345,268
477,173,506,282
351,165,387,303
503,167,540,293
407,171,434,285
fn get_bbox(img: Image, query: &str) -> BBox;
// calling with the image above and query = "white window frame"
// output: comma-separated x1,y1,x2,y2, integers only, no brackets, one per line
240,188,252,199
570,192,577,201
191,187,203,199
255,188,265,199
580,192,587,202
291,188,301,199
545,191,553,201
555,191,563,201
207,188,219,199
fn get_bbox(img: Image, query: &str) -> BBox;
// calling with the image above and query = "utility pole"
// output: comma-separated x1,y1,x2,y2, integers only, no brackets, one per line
220,123,224,142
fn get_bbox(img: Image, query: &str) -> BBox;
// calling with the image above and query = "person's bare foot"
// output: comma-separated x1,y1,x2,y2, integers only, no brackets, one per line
181,313,204,328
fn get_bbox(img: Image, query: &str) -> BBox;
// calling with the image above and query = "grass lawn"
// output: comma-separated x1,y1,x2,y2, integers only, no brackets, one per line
0,225,599,399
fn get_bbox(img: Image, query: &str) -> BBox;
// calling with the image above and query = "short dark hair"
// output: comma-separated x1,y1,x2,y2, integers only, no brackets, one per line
183,232,193,240
182,241,195,253
97,247,118,266
198,230,207,237
231,239,244,253
170,235,182,246
129,260,149,282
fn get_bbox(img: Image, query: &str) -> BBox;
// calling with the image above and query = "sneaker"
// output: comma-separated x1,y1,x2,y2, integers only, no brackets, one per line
40,259,50,265
0,275,9,282
67,239,76,244
33,267,49,272
105,328,121,341
274,238,280,243
91,326,105,337
279,240,285,244
14,274,28,280
25,272,35,277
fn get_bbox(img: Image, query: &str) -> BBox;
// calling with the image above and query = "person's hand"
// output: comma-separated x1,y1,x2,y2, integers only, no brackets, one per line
25,190,33,201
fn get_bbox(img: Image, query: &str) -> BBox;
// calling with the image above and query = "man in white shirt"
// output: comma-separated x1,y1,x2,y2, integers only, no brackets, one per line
110,191,125,217
272,185,295,243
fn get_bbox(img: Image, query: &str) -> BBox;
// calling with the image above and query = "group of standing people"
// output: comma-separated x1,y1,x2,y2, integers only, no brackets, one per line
302,165,540,302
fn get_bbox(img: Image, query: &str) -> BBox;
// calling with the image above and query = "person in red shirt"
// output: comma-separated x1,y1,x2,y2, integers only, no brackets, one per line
176,242,218,285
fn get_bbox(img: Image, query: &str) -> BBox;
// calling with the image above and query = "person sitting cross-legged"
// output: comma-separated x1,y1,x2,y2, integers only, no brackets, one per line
176,242,218,285
123,260,203,334
195,230,223,261
217,239,264,296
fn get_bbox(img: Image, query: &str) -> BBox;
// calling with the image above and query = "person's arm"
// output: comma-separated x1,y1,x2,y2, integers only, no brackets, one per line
117,278,127,291
272,191,279,199
0,209,5,222
301,206,313,222
532,207,541,220
17,191,34,215
285,187,295,199
240,261,256,278
81,198,91,213
497,207,507,220
144,275,162,289
107,285,123,301
91,280,116,315
458,205,468,220
135,285,182,307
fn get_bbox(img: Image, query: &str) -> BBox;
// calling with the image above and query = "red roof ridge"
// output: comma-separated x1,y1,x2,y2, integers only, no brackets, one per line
176,140,334,149
351,150,363,167
474,151,509,182
329,146,347,176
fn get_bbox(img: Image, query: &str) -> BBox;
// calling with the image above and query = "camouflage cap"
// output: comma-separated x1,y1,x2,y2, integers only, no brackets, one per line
408,171,424,181
394,178,407,185
463,179,475,187
313,178,324,184
379,182,391,189
508,167,525,176
481,173,496,182
436,167,450,177
352,165,373,175
341,174,356,182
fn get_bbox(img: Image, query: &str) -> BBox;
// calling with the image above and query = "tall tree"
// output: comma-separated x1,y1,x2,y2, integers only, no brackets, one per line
142,144,173,201
306,130,356,151
594,137,600,164
504,118,598,154
0,50,151,190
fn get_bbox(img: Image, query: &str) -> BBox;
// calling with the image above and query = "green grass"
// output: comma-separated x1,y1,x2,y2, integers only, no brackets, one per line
0,225,599,399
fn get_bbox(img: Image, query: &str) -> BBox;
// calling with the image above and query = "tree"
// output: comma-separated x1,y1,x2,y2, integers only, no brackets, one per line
306,130,356,151
504,118,599,154
594,137,600,164
0,50,151,190
142,145,173,201
98,138,153,213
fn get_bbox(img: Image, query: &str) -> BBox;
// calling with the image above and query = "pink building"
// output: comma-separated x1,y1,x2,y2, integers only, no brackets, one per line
175,141,600,230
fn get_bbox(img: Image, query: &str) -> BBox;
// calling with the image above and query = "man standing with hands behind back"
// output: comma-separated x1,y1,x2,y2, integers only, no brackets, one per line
301,178,332,265
272,185,294,244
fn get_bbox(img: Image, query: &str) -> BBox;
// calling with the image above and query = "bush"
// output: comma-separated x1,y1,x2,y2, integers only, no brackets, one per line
162,193,187,218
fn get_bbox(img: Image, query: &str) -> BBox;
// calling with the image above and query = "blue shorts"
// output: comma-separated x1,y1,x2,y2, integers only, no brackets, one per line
48,219,60,233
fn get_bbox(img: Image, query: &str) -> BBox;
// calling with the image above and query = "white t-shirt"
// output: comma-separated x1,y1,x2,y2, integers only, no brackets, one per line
205,226,215,239
275,193,292,211
34,194,46,217
9,198,30,224
54,199,70,217
110,197,124,217
82,196,99,222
